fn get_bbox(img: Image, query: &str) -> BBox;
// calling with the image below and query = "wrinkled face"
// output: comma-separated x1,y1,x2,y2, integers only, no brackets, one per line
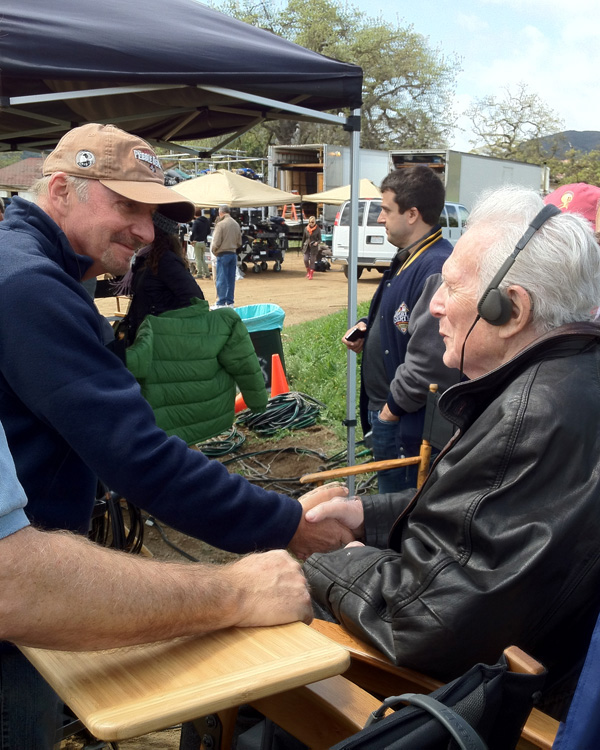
377,190,412,248
430,231,503,379
62,180,156,276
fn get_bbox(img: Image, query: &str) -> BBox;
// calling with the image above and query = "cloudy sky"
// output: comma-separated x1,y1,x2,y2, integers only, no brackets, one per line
352,0,598,150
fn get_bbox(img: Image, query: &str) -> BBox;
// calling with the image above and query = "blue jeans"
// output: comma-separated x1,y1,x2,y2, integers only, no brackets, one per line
0,649,62,749
368,409,418,494
215,253,237,306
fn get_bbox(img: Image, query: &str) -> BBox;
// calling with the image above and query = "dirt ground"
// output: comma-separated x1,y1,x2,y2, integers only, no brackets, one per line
62,256,374,749
95,248,380,326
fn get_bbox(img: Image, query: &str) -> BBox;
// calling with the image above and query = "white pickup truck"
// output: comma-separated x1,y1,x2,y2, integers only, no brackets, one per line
332,198,469,278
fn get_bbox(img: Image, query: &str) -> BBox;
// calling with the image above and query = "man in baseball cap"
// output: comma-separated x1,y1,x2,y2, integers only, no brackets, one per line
544,182,600,232
31,123,195,280
43,123,194,223
0,123,351,748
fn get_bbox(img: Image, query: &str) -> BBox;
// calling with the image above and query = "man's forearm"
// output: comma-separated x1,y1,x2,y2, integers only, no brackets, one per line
1,527,309,650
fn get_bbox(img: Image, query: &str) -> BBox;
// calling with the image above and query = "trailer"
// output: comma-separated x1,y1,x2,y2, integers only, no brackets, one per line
268,144,389,237
388,149,549,211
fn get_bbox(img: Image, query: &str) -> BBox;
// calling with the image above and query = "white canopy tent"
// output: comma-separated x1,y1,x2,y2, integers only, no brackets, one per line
302,178,382,205
172,169,298,208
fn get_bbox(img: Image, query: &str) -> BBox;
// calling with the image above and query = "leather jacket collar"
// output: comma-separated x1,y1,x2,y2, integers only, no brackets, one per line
439,322,600,433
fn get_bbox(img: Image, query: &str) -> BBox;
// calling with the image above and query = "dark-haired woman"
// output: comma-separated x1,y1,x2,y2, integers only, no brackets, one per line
119,212,204,346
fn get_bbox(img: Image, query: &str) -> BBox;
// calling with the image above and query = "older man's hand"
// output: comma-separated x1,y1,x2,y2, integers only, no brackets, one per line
305,495,365,540
288,484,355,560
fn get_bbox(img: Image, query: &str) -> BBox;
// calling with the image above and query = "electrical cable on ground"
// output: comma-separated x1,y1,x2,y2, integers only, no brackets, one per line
194,425,246,456
144,516,200,562
236,391,325,436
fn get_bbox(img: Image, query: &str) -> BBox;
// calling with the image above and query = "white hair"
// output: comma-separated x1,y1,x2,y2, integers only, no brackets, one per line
466,186,600,332
31,175,90,203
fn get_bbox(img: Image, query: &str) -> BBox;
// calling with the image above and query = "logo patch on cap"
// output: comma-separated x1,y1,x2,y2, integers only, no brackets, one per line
559,191,574,211
133,148,162,174
75,150,96,169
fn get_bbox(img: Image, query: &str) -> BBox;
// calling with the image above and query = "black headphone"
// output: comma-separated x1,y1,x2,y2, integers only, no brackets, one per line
477,203,561,326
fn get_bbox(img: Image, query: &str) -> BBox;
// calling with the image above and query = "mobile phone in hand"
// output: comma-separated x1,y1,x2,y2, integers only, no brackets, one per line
345,326,366,342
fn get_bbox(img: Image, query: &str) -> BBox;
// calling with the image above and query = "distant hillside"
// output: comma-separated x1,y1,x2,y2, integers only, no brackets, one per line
537,130,600,158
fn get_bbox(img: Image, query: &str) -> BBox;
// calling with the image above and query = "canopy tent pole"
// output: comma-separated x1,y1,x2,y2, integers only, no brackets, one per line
345,109,361,496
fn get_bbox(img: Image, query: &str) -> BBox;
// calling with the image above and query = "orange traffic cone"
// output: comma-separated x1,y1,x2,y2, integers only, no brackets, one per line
234,392,247,413
270,354,289,397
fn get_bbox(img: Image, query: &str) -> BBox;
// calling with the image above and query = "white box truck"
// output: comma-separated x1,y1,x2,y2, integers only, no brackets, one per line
268,143,389,237
388,149,548,211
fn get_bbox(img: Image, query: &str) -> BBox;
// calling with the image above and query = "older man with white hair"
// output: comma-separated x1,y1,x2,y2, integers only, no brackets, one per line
304,186,600,719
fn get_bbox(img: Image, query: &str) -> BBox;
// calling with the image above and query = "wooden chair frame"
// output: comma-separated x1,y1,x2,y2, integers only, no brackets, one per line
213,623,558,750
300,384,443,491
206,621,558,750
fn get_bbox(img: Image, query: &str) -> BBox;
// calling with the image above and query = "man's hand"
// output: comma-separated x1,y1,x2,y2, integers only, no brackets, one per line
342,322,367,353
305,495,365,540
378,403,400,422
226,551,313,627
288,484,355,561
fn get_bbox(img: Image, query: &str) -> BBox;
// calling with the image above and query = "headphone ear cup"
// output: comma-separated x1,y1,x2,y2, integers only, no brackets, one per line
477,288,513,326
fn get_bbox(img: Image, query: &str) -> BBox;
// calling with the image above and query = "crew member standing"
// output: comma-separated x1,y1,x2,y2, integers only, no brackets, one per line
343,166,456,492
302,215,321,280
211,204,241,308
190,207,211,279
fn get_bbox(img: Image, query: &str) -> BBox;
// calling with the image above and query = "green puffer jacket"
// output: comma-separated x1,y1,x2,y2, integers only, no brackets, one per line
126,298,267,444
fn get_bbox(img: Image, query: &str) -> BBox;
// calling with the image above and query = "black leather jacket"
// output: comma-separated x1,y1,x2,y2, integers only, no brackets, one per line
306,323,600,716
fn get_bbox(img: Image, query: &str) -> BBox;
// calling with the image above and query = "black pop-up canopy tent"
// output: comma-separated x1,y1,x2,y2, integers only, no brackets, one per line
1,0,362,152
1,0,365,477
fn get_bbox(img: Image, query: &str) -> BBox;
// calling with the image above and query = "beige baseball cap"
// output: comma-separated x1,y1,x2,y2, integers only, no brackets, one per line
43,123,194,223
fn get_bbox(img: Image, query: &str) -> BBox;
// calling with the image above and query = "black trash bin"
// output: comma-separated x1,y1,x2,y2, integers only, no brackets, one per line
235,304,286,389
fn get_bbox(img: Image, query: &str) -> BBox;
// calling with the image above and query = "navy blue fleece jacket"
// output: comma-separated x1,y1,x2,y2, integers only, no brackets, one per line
0,198,301,549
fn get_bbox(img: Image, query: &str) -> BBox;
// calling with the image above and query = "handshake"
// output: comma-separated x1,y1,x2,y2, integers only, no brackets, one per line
227,483,365,629
289,483,365,561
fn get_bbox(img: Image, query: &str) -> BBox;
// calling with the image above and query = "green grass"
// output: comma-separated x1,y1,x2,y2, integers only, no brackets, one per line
282,301,370,441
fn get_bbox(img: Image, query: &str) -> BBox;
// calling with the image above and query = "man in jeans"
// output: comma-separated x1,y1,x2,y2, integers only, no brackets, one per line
190,207,211,278
342,167,456,492
211,204,241,307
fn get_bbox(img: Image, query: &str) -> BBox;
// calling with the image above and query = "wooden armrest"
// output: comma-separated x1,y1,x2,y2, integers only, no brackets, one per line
310,621,558,749
310,620,440,693
504,645,546,675
300,456,422,485
20,623,349,742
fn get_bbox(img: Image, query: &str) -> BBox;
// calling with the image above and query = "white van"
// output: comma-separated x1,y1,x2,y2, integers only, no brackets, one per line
332,199,469,278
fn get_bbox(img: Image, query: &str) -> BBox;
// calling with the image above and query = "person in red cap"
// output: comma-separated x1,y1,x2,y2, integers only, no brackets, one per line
544,182,600,232
0,123,351,749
